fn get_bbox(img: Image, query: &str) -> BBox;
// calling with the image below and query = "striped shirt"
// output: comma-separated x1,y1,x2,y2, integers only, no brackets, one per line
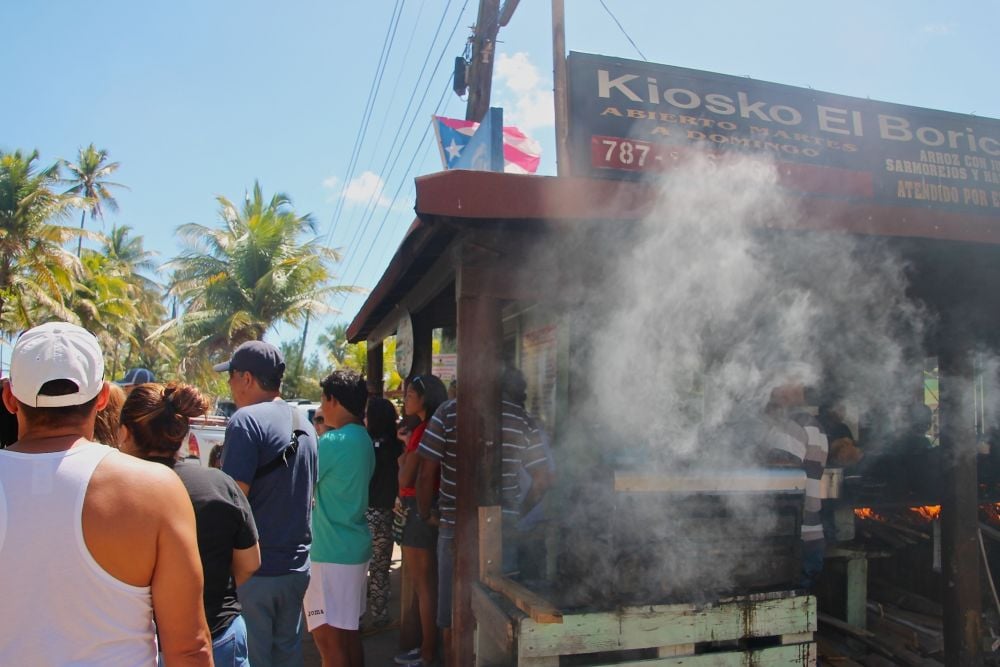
417,400,458,537
417,399,550,537
800,422,829,543
767,414,828,543
500,400,548,518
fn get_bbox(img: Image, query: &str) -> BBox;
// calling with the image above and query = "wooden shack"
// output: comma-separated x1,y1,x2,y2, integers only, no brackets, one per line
347,54,1000,666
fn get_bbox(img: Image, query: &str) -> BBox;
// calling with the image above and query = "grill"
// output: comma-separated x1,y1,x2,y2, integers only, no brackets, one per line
552,467,807,608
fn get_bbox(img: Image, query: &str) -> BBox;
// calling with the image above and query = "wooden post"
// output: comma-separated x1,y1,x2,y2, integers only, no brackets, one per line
366,340,384,396
552,0,569,177
454,286,502,666
939,336,983,667
412,310,434,377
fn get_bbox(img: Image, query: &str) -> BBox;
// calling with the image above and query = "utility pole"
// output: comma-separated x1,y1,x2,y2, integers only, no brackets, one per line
552,0,570,176
464,0,503,122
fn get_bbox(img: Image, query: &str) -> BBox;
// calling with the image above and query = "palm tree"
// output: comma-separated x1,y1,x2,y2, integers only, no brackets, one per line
0,149,80,331
97,225,170,379
61,144,125,257
164,181,358,368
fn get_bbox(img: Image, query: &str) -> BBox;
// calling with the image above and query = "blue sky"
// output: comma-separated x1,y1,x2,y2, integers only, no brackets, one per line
3,0,998,360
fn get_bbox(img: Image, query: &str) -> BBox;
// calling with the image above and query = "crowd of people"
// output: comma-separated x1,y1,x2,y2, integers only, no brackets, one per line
0,320,553,667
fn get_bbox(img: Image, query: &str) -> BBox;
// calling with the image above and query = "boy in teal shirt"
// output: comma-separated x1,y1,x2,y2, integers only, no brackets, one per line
303,371,375,667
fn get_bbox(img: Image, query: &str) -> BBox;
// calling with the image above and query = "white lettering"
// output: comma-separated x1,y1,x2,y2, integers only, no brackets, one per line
598,70,642,102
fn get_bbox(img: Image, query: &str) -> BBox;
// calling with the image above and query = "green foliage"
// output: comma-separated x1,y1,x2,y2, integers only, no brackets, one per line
318,322,402,390
279,340,326,401
163,181,359,372
0,149,80,331
60,144,125,256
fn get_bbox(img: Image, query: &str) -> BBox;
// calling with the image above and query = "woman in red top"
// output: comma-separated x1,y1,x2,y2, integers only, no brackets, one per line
395,374,448,666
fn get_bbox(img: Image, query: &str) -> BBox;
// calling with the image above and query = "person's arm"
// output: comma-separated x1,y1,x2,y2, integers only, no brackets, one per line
521,465,552,516
416,455,440,521
232,543,261,587
398,446,421,489
221,416,260,498
150,473,213,666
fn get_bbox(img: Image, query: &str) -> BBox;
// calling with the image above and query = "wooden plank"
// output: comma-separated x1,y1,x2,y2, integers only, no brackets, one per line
614,469,806,494
656,643,695,657
483,574,563,624
471,582,518,656
478,506,502,579
518,594,815,657
587,643,816,666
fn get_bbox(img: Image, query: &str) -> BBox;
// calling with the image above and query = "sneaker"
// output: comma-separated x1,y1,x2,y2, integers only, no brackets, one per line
393,648,421,664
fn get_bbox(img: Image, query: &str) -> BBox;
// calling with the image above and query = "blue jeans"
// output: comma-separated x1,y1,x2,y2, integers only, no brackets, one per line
238,571,310,667
213,615,250,667
437,535,454,628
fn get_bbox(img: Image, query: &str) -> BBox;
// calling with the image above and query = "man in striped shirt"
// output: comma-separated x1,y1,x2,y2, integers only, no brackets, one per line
765,377,829,589
416,369,552,643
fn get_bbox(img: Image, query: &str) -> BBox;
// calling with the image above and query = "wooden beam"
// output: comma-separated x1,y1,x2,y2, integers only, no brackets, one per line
366,341,383,396
479,505,502,579
454,287,503,666
365,242,458,345
411,308,433,377
471,582,519,665
518,593,815,657
483,574,563,624
939,338,983,667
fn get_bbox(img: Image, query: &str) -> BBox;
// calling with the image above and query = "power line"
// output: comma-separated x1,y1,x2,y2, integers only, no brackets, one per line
597,0,647,61
320,0,406,249
334,0,469,291
334,71,455,316
333,0,458,271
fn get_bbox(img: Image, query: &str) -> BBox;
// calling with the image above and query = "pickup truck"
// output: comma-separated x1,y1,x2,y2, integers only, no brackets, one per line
182,400,321,466
182,415,227,466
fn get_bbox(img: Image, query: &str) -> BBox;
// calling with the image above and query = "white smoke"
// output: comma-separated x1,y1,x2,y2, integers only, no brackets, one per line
531,153,930,604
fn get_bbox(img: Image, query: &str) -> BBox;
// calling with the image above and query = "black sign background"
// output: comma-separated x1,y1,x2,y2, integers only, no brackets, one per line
567,52,1000,216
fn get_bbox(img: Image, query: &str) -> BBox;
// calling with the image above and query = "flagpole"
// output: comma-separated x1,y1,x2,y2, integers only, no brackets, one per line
552,0,570,177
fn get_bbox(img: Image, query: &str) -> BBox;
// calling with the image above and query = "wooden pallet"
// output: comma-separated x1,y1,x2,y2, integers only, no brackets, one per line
473,583,816,666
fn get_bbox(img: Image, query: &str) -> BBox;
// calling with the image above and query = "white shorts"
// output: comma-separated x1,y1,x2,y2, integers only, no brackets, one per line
303,561,369,631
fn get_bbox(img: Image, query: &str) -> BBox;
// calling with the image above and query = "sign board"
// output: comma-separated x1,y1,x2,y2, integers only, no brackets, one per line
432,353,457,383
521,325,558,430
567,51,1000,216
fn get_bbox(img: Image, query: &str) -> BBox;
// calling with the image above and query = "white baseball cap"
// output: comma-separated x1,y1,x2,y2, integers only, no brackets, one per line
10,321,105,408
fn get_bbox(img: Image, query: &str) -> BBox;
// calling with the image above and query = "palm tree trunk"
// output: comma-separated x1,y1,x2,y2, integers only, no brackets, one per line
77,209,86,257
296,311,311,378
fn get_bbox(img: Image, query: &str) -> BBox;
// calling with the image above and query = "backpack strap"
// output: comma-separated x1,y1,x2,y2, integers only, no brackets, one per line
253,403,309,481
253,429,307,480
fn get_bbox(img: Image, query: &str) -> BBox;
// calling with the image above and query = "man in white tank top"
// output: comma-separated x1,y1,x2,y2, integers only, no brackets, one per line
0,322,213,666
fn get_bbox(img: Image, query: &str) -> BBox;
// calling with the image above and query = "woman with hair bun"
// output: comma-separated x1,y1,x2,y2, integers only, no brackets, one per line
119,382,260,667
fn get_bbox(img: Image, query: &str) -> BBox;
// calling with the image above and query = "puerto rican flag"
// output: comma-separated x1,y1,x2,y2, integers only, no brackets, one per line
433,115,541,174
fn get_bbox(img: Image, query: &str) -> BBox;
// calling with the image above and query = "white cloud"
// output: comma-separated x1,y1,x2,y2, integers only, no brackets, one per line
495,52,554,131
341,171,391,208
921,22,956,35
321,175,339,190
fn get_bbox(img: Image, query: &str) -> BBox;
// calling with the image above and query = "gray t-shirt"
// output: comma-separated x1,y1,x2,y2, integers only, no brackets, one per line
221,400,318,575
